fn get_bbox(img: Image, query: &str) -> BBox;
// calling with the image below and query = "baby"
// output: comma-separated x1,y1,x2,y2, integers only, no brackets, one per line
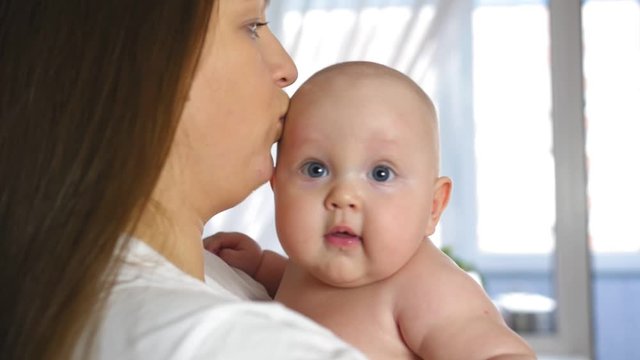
206,61,536,360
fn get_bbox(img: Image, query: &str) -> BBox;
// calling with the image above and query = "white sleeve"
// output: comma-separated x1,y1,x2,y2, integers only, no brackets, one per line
202,249,271,301
190,302,368,360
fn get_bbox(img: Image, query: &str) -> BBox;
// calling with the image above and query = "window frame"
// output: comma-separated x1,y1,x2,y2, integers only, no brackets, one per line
448,0,595,357
534,1,592,357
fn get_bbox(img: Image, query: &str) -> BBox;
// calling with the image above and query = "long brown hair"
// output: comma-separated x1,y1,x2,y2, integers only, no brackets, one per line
0,1,214,358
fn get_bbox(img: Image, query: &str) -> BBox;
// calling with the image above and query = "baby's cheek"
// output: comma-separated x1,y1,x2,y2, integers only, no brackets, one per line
276,209,306,252
368,214,421,265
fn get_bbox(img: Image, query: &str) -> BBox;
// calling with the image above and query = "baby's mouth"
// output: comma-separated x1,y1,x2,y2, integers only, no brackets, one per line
324,226,362,247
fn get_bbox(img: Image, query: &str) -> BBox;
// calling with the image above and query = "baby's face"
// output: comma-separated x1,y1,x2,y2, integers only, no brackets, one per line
273,71,444,287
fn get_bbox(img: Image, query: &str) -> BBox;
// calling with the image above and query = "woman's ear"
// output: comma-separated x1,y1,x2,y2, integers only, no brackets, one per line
425,176,452,236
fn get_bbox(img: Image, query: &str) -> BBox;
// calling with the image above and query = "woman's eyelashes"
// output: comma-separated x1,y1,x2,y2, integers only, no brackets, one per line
247,21,268,39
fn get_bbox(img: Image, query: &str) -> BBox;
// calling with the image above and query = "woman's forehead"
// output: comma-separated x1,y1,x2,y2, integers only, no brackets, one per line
229,0,269,12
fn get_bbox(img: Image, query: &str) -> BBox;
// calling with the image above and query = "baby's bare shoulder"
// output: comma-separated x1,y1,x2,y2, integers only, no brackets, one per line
395,240,474,292
394,241,535,359
395,240,495,316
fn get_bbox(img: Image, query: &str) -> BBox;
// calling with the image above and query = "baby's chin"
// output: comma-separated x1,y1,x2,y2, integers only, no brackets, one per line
311,266,385,289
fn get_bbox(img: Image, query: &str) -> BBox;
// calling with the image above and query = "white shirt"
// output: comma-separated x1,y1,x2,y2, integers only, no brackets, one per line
79,239,366,360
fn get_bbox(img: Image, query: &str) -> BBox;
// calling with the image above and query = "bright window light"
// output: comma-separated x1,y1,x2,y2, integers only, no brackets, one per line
472,3,555,254
583,0,640,253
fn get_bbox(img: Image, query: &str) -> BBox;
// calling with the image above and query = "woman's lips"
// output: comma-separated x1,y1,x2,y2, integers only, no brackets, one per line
275,116,285,142
324,226,361,247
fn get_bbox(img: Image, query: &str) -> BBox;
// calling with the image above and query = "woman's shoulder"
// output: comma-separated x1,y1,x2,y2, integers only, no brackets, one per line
115,237,270,301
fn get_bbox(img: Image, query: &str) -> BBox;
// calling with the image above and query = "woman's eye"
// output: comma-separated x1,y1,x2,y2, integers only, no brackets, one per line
247,21,268,39
301,161,328,178
370,165,395,182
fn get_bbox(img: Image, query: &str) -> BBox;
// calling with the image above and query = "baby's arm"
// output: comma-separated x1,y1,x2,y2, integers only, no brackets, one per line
203,232,287,297
397,251,536,360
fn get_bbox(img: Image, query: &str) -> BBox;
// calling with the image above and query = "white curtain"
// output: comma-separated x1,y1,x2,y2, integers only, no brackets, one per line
204,0,472,254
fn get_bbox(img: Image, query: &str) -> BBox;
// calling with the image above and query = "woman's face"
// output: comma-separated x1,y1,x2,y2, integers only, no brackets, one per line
167,0,297,218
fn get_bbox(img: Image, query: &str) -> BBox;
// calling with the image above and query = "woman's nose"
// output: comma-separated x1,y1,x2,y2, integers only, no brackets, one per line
324,181,361,211
266,31,298,88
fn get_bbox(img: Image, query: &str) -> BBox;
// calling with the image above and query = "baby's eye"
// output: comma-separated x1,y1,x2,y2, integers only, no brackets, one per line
370,165,395,182
301,161,329,178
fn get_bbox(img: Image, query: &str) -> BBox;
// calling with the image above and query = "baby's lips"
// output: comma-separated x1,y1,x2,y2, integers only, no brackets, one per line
324,225,363,248
324,233,362,247
326,225,358,237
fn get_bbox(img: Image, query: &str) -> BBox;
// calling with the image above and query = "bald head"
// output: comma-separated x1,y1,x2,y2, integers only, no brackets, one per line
296,61,435,114
287,61,441,173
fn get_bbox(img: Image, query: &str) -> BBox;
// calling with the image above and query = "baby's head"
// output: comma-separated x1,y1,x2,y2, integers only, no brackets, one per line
273,61,451,287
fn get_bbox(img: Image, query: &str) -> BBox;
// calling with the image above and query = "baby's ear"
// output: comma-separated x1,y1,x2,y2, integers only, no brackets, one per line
425,176,452,236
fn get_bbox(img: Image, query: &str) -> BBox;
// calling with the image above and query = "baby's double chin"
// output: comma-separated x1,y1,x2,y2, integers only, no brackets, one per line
317,270,376,289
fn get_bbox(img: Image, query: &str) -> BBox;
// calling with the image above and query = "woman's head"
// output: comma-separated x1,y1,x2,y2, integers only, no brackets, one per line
2,0,298,356
158,0,298,220
1,1,220,358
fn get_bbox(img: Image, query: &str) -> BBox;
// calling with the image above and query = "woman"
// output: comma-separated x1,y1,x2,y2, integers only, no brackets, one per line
0,0,365,359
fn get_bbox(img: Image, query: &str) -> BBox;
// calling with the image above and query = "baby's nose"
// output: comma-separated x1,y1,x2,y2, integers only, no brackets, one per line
324,181,361,211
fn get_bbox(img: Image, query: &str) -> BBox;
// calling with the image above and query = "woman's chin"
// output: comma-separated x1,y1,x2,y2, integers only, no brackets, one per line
213,155,273,213
254,153,276,186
